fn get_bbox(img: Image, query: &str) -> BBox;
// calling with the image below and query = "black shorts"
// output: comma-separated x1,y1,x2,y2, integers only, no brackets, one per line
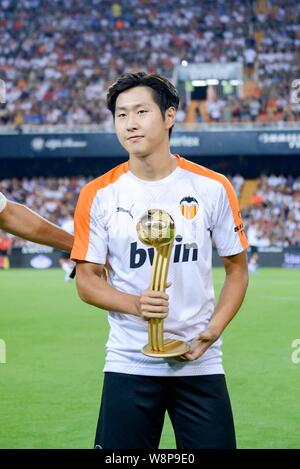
94,372,236,449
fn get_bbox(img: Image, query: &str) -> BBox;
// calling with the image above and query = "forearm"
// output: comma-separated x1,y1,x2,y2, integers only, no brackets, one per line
210,269,248,336
32,220,73,252
2,203,73,252
77,270,141,316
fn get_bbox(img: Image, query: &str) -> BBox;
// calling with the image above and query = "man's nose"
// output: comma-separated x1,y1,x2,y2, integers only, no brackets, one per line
126,113,139,131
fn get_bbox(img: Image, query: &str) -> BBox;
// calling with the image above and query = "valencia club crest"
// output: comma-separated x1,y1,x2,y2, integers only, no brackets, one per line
179,196,199,220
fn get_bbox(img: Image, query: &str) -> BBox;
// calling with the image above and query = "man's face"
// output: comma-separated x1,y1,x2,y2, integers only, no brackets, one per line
114,86,174,157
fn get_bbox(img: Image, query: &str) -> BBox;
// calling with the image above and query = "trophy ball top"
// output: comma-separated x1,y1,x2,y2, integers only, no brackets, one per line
136,209,175,247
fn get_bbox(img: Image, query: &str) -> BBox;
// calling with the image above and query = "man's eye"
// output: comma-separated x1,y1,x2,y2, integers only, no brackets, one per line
118,113,126,118
138,110,147,114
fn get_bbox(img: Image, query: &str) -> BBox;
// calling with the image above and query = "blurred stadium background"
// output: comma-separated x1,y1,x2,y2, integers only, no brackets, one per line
0,0,299,449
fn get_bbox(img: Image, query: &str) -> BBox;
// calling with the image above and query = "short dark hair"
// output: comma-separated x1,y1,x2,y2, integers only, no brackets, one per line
106,72,180,137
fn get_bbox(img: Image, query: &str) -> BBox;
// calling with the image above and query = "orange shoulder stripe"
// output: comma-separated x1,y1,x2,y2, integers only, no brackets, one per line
178,157,248,250
71,161,129,260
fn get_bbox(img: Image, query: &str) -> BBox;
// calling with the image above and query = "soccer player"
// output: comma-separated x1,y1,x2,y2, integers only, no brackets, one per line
0,191,73,252
71,72,249,449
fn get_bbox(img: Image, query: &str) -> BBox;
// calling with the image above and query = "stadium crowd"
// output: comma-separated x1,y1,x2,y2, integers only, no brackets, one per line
0,0,299,127
0,173,299,248
243,174,300,248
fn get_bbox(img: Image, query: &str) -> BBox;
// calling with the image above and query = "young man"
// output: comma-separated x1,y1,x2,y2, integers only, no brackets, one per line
71,72,249,449
0,192,73,252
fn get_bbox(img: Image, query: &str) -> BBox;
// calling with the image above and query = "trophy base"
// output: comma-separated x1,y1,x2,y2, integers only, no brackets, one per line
142,339,190,358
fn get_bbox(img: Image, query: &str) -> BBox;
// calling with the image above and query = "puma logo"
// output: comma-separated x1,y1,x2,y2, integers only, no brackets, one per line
116,204,134,219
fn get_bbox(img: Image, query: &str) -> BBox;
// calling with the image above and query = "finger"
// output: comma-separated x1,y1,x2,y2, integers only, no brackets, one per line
140,296,169,307
142,290,169,300
142,312,168,320
141,304,168,313
182,350,200,361
184,351,196,359
181,355,194,361
179,349,198,361
178,355,188,361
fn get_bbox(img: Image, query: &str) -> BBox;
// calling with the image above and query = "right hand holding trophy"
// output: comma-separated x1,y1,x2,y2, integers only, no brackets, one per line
136,209,190,358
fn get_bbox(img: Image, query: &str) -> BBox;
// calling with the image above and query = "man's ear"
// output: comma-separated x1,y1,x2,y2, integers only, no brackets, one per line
165,107,176,130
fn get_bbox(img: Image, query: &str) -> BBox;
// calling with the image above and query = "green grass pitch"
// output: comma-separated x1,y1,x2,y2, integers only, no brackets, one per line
0,268,299,449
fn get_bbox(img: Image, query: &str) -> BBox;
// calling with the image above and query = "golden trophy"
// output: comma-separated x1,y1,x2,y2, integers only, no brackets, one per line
136,209,190,358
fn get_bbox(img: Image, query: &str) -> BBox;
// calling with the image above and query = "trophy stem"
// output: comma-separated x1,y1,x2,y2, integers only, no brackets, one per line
148,243,173,352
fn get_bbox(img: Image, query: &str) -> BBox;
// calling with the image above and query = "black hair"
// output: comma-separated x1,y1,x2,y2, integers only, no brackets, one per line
106,72,179,137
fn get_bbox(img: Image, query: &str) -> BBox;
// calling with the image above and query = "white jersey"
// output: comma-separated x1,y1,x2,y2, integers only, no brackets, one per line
71,155,248,376
0,192,7,213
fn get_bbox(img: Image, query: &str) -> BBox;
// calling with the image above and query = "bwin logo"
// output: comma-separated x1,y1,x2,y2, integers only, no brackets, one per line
130,235,198,269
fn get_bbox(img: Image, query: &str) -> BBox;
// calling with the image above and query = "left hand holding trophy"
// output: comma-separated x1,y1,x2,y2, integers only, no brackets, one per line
136,209,190,358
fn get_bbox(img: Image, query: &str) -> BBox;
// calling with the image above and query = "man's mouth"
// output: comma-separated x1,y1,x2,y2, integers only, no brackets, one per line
127,136,144,141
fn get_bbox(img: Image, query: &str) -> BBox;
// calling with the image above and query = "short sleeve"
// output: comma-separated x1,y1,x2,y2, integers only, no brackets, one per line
71,185,108,264
212,179,248,257
0,192,7,213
